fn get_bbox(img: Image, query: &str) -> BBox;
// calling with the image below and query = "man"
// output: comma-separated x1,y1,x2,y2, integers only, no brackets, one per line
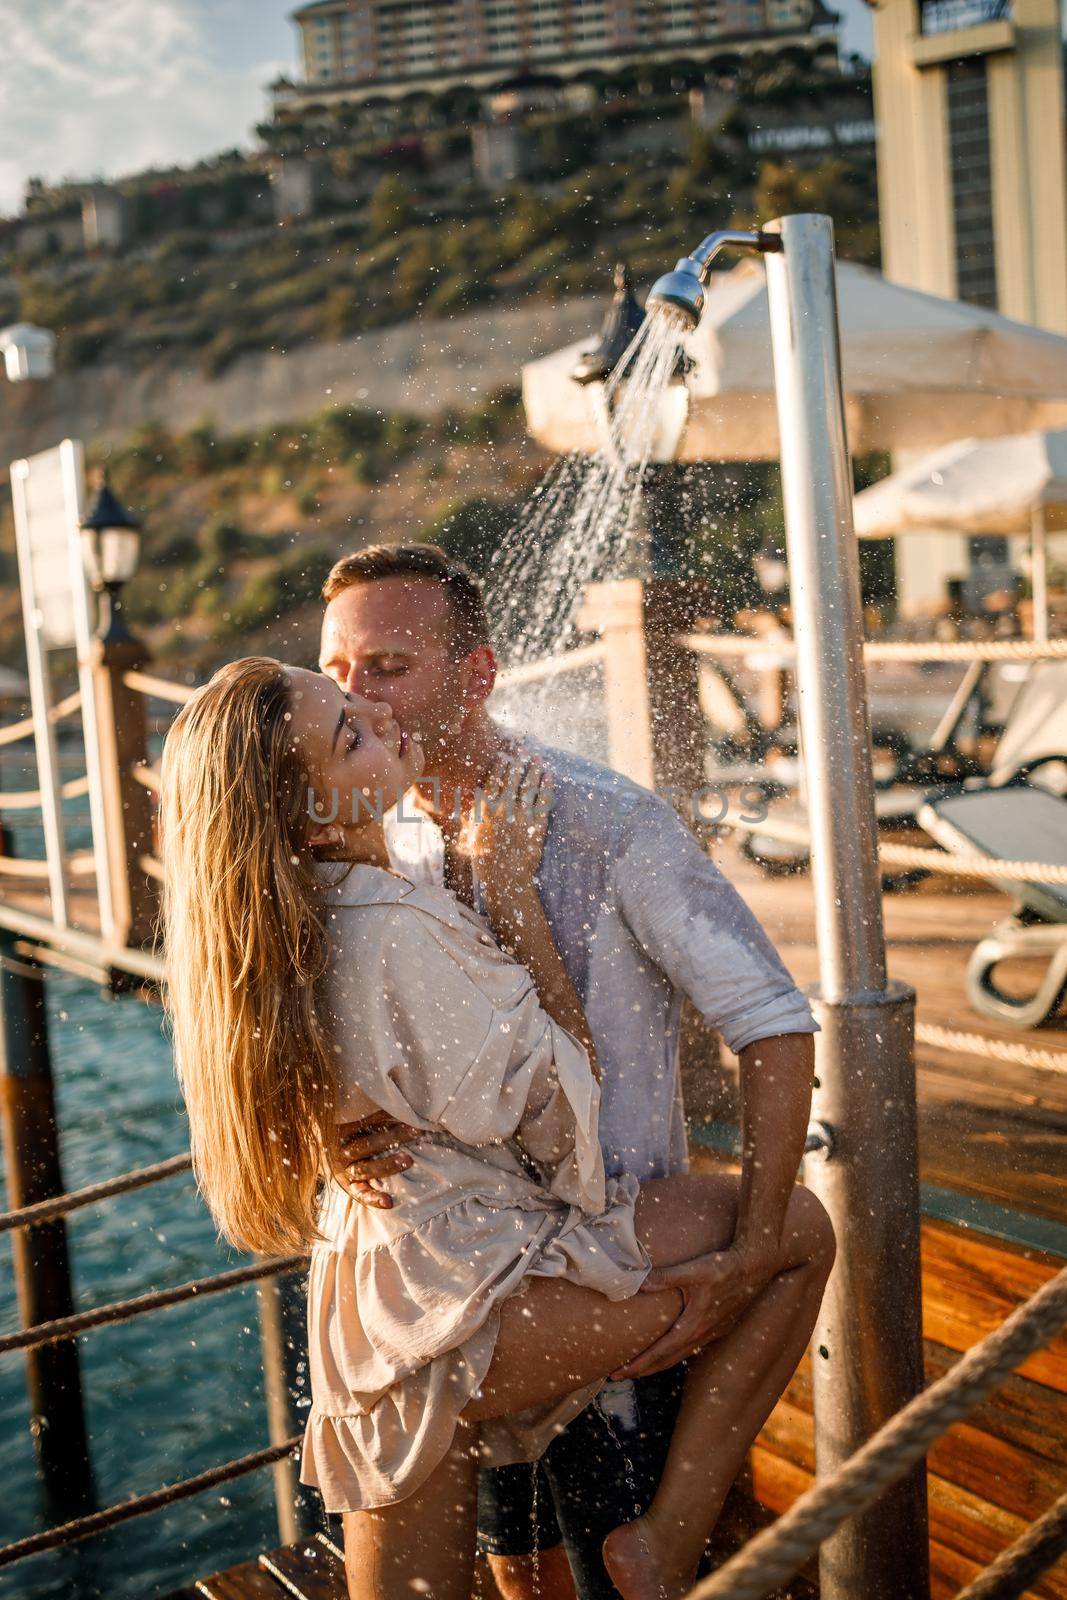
318,543,820,1600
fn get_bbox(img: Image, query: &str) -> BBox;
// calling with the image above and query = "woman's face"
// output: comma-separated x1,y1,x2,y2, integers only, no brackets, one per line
286,669,424,840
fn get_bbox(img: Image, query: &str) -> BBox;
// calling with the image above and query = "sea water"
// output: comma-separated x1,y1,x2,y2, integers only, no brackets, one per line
0,751,279,1600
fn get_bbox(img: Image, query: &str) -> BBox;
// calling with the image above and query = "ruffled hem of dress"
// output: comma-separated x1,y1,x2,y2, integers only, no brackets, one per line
299,1315,501,1513
308,1171,651,1393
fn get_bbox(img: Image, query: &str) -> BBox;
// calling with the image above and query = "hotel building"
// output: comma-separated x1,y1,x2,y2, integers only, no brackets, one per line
870,0,1067,611
273,0,836,115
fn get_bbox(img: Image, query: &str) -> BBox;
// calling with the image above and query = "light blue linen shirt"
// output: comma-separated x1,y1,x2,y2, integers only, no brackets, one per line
385,741,817,1183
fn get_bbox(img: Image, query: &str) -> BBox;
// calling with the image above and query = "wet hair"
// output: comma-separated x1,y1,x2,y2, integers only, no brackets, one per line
159,655,338,1253
322,543,490,659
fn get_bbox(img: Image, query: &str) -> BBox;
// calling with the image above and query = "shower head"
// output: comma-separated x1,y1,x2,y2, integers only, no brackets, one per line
647,258,705,328
647,228,783,330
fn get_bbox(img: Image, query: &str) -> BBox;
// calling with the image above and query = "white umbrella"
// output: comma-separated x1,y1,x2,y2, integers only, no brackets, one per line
523,259,1067,462
853,429,1067,640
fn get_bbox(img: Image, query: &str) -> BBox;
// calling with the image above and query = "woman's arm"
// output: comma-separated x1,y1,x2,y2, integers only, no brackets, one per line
484,877,600,1081
473,758,600,1081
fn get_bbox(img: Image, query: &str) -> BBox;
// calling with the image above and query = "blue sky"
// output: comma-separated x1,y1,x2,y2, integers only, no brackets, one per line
0,0,873,219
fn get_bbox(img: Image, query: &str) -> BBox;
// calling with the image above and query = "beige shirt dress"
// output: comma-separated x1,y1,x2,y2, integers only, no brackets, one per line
298,861,654,1514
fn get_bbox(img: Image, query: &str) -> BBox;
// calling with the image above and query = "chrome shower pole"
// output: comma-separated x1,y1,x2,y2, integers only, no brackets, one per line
763,213,929,1600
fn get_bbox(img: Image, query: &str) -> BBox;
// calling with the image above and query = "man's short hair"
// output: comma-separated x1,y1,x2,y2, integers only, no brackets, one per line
322,543,491,659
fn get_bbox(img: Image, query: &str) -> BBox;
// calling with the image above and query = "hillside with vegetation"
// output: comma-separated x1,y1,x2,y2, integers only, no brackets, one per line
0,57,878,379
0,54,885,678
0,386,889,680
0,389,542,677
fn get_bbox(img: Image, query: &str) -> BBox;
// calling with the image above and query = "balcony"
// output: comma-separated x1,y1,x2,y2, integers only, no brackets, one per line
918,0,1010,33
909,0,1014,67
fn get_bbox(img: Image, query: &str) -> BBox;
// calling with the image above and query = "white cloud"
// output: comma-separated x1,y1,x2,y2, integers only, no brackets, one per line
0,0,292,215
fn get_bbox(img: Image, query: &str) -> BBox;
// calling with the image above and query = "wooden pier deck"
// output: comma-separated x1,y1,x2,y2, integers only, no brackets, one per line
154,844,1067,1600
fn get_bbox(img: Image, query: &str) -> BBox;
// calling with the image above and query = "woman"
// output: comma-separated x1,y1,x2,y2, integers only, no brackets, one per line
160,656,834,1600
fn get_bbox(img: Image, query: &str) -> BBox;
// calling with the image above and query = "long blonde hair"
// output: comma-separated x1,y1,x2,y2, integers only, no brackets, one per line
160,656,339,1253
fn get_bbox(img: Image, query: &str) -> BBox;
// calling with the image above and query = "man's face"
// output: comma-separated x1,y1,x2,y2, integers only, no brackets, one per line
319,577,485,769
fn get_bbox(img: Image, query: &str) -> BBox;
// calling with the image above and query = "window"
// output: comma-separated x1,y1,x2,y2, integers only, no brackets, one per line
946,56,998,308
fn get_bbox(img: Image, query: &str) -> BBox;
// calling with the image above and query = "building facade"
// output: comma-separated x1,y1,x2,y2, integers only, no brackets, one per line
274,0,836,113
870,0,1067,613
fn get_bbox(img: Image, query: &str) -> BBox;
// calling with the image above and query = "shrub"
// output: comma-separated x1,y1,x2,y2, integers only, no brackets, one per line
367,174,416,241
422,494,518,576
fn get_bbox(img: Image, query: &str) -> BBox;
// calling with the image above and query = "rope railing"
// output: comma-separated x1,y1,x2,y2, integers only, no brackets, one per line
0,1432,302,1568
0,850,96,880
952,1490,1067,1600
0,690,82,749
0,774,90,812
0,1151,192,1234
497,641,608,690
689,1265,1067,1600
122,669,195,705
722,808,1067,887
916,1021,1067,1076
680,633,1067,665
0,1253,307,1355
139,852,165,882
2,1257,1062,1587
132,762,160,792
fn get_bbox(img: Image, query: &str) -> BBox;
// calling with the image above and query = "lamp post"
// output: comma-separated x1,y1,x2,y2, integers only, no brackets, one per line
79,471,142,644
78,473,158,954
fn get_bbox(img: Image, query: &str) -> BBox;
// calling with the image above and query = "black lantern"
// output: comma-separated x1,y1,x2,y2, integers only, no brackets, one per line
80,471,142,644
571,263,647,385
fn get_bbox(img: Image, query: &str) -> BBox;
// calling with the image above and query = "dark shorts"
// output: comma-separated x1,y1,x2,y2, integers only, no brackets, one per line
476,1365,695,1600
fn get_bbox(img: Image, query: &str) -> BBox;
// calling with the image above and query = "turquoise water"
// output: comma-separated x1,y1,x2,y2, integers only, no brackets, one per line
0,969,287,1600
0,753,286,1600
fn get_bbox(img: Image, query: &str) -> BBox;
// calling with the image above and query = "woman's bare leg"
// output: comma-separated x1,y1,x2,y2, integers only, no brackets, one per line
343,1174,832,1600
601,1247,831,1598
342,1421,480,1600
465,1173,836,1600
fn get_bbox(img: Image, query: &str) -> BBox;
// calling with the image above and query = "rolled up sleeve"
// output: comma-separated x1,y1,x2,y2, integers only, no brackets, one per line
615,797,818,1056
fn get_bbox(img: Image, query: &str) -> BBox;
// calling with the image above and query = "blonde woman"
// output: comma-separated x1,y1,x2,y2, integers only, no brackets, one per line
160,656,834,1600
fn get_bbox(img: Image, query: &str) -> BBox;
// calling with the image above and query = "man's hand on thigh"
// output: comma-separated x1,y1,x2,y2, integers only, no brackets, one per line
487,1547,576,1600
609,1242,780,1380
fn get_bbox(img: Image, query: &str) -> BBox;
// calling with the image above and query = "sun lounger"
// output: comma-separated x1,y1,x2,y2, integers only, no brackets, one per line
737,659,1067,883
918,784,1067,1029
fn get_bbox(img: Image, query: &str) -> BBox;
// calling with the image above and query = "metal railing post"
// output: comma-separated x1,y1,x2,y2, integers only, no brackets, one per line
763,212,929,1600
256,1264,320,1542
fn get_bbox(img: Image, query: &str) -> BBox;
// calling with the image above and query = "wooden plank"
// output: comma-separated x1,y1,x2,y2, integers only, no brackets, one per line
706,1475,819,1599
916,1104,1067,1221
927,1475,1067,1600
920,1221,1067,1393
258,1536,347,1599
196,1559,288,1600
749,1444,1067,1600
782,1342,1067,1484
769,1378,1066,1527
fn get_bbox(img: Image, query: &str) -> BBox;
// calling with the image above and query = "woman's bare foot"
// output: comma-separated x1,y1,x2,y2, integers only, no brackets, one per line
602,1517,695,1600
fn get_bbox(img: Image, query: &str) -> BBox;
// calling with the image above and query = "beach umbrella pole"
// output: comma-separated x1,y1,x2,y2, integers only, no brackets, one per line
1031,504,1049,643
763,214,929,1600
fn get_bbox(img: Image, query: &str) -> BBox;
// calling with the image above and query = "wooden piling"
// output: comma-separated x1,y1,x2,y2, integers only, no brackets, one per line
0,919,94,1516
89,633,159,954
